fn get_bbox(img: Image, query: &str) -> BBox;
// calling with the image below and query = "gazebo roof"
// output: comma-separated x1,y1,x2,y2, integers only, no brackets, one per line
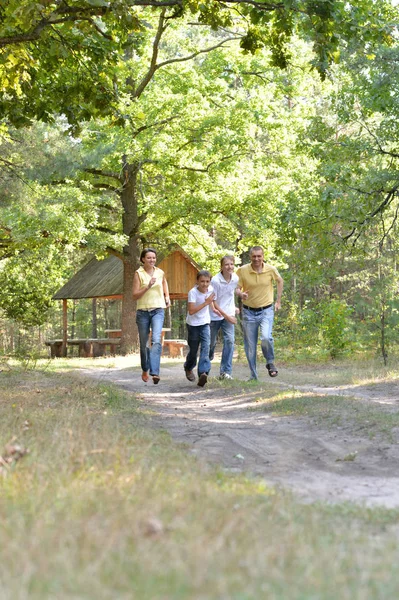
52,246,201,300
53,255,123,300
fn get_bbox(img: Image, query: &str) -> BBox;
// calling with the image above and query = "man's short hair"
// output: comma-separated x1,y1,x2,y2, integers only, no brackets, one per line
249,246,264,256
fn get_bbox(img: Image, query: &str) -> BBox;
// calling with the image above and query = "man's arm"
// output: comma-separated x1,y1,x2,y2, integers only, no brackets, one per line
235,287,248,301
275,276,284,311
236,269,249,302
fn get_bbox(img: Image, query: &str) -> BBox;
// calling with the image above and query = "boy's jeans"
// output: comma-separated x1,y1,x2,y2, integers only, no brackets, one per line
136,308,165,376
242,305,275,380
185,324,211,376
209,319,235,376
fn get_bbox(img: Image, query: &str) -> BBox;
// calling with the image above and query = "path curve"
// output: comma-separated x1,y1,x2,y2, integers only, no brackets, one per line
79,362,399,508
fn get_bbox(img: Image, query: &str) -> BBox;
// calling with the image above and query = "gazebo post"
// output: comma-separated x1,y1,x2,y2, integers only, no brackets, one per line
62,299,68,357
92,298,98,338
50,246,200,358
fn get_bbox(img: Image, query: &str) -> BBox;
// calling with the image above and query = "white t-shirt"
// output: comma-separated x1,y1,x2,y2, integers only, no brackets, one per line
210,272,239,321
186,285,214,326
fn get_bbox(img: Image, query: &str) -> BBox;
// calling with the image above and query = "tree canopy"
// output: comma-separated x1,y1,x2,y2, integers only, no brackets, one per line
0,0,396,129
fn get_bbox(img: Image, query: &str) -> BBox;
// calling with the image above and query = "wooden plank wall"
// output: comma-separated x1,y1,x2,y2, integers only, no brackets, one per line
158,251,198,298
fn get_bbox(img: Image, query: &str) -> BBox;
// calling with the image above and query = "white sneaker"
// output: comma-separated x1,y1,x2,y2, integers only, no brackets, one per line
219,373,233,380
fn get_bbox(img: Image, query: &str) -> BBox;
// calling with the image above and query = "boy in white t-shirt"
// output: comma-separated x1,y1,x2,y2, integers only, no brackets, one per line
184,270,218,387
209,255,239,380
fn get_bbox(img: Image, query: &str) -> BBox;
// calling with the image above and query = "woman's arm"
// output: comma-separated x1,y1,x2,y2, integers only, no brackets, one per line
163,276,171,306
132,271,156,300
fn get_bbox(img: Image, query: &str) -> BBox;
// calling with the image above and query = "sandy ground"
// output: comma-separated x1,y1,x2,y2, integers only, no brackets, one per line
80,359,399,509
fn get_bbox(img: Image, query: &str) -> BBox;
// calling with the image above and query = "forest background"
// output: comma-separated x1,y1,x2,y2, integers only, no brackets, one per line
1,0,399,364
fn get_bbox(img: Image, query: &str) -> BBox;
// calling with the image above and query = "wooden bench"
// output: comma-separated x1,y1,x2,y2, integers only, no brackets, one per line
163,339,188,358
45,338,121,358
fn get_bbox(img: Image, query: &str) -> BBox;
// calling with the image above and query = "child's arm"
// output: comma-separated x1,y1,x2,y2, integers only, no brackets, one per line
213,301,237,324
188,292,215,315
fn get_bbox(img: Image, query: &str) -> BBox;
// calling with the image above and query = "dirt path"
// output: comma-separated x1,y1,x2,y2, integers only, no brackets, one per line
80,361,399,508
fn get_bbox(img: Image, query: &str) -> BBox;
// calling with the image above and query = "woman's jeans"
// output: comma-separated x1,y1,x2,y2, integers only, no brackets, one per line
209,319,235,376
184,324,211,376
136,308,165,376
242,305,275,380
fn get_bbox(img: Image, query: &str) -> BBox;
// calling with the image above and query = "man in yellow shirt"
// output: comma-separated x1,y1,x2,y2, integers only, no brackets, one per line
236,246,283,381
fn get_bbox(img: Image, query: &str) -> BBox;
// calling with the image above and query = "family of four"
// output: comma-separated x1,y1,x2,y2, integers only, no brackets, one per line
132,246,284,387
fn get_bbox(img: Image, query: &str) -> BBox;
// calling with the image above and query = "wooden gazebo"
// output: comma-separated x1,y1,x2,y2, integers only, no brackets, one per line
49,245,200,356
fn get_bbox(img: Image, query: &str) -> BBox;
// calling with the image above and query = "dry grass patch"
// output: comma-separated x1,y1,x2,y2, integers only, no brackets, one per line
1,369,399,599
253,387,399,441
277,358,399,388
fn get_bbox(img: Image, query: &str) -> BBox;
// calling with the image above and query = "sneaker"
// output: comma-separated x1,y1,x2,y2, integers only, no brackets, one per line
185,370,195,382
219,373,233,381
152,375,160,385
197,373,208,387
141,371,149,383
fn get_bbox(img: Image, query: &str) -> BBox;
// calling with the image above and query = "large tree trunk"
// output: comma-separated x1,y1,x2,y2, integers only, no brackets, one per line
120,254,138,353
119,157,141,354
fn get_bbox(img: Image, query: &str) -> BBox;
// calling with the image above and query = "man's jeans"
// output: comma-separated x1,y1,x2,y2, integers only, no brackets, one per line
242,305,275,380
209,319,235,376
184,324,211,376
136,308,165,376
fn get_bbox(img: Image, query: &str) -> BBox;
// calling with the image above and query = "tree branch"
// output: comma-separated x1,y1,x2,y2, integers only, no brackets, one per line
172,151,247,172
97,202,119,213
95,225,119,235
0,2,111,47
155,36,242,70
133,8,168,99
341,186,399,243
84,168,121,181
0,0,294,50
130,211,149,236
179,223,211,252
134,114,181,137
91,183,120,192
132,10,242,99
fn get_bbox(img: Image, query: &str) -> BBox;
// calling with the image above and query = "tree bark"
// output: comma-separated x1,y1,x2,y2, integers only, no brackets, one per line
119,157,141,354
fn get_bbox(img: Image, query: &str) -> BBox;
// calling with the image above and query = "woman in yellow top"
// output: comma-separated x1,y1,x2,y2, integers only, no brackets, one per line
133,248,170,384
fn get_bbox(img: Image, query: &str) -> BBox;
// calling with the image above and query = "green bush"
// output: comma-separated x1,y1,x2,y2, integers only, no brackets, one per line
320,299,353,358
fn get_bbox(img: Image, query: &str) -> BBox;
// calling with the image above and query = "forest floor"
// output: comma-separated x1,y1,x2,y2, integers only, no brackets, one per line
79,356,399,508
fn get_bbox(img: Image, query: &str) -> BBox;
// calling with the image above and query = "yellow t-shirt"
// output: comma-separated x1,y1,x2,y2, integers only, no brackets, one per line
136,266,166,310
236,263,280,308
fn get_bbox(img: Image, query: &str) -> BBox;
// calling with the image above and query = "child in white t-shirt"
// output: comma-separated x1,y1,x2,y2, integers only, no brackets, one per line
184,270,218,387
209,255,239,380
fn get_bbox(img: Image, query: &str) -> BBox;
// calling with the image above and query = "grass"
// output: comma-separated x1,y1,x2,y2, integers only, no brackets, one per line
1,364,399,598
274,354,399,387
251,386,399,441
